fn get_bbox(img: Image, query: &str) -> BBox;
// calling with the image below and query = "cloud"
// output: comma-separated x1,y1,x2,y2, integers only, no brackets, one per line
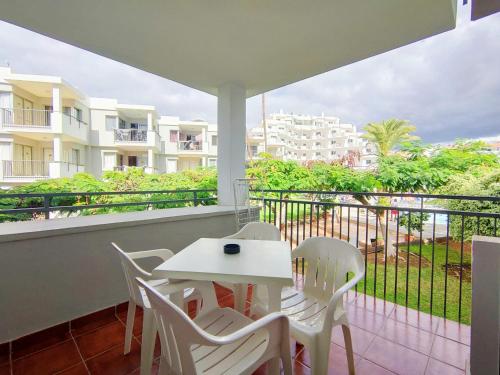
0,3,498,143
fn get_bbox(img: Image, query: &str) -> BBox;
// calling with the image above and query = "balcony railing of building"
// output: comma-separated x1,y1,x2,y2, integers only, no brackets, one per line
0,189,217,220
178,140,203,151
253,189,499,325
0,108,51,128
2,160,49,178
114,129,148,142
62,113,88,128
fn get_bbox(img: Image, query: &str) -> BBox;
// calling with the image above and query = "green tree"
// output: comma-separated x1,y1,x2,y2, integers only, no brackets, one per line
362,119,420,156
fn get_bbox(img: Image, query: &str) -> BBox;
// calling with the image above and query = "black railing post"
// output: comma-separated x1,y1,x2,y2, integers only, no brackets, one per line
193,191,199,206
43,195,50,219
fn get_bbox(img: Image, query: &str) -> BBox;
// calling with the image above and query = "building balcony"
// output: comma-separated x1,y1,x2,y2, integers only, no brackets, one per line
178,140,204,152
0,191,497,374
0,108,52,130
1,160,50,180
113,129,160,150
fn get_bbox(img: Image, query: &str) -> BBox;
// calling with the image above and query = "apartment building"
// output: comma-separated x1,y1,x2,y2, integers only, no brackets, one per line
158,116,217,173
247,111,377,168
0,68,218,187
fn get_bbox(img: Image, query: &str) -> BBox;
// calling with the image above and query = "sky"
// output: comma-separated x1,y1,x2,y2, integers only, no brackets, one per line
0,3,498,143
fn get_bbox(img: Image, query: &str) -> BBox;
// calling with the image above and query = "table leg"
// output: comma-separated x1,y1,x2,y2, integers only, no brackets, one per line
233,283,246,313
267,284,282,375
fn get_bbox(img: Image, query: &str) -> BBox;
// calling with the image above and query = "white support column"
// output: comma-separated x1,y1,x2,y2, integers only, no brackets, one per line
217,83,246,206
147,112,153,131
51,85,63,132
147,149,154,174
470,236,500,375
52,85,62,113
53,135,62,162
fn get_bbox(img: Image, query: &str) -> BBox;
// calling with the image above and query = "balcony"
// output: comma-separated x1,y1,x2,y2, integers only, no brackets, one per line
0,190,496,374
0,108,51,129
114,129,148,143
1,160,49,179
178,140,203,151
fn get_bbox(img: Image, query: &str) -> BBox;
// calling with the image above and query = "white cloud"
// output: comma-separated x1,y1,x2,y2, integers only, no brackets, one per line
0,3,498,143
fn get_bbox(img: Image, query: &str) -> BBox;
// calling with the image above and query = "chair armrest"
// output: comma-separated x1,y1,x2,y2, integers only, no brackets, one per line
127,248,174,262
202,312,289,346
327,270,365,315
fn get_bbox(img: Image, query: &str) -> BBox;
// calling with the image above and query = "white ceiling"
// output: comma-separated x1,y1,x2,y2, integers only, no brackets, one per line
0,0,457,97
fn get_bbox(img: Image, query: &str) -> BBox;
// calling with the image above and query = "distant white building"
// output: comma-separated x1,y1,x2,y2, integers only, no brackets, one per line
247,111,376,168
0,67,218,187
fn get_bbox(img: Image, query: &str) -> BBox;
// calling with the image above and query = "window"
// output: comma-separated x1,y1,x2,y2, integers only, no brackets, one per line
251,145,258,155
348,139,353,143
71,149,81,164
63,106,71,116
208,158,217,167
74,108,82,121
211,135,217,146
315,142,320,146
105,116,117,131
366,160,372,165
119,118,126,129
170,130,178,142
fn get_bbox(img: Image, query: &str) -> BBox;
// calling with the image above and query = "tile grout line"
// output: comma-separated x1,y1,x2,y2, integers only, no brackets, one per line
69,323,91,375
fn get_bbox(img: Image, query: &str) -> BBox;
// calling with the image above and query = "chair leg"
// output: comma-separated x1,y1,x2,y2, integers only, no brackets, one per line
158,356,168,375
140,309,156,375
124,300,136,355
309,340,330,375
342,324,356,375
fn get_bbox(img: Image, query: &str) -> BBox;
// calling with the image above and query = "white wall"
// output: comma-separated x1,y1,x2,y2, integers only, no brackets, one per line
0,206,236,343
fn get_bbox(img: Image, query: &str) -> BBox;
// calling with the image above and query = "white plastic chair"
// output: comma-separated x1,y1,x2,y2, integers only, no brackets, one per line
220,222,282,310
111,243,201,375
252,237,365,375
136,277,293,375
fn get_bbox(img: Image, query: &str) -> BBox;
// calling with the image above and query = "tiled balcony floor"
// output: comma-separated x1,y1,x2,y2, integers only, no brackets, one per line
0,274,470,375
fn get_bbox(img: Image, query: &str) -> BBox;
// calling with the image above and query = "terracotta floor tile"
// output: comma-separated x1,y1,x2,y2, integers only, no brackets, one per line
379,318,435,355
115,302,129,315
364,337,428,375
85,339,141,375
55,363,89,375
331,325,375,356
390,307,440,334
75,321,126,360
430,336,469,370
346,305,386,334
0,343,9,365
117,310,144,338
293,361,311,375
356,359,396,375
12,322,71,360
435,320,470,346
128,359,159,375
213,283,233,300
71,307,118,337
218,294,235,309
12,340,82,375
353,294,396,317
296,343,360,374
425,358,464,375
0,362,11,375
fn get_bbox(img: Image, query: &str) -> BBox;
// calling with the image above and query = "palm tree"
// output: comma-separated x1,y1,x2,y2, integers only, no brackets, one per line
361,119,419,257
362,119,419,156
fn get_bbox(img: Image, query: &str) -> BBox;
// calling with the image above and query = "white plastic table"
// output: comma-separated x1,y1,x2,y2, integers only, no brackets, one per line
152,237,294,313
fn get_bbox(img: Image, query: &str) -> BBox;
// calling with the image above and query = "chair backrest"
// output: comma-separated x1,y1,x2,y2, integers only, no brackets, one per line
111,242,153,306
136,278,222,375
225,222,282,241
292,237,364,302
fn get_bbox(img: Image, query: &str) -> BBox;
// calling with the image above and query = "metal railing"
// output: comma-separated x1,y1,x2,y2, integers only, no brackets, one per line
0,108,51,128
62,113,88,128
255,189,499,324
178,140,203,151
0,189,217,221
114,129,147,142
2,160,49,177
